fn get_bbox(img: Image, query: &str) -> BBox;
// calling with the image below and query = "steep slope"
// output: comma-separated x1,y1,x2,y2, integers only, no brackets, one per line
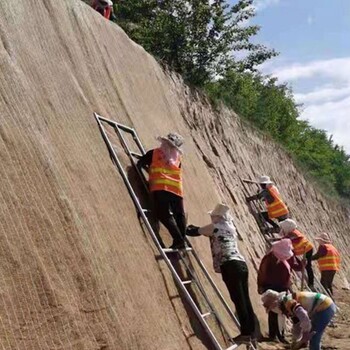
0,1,349,349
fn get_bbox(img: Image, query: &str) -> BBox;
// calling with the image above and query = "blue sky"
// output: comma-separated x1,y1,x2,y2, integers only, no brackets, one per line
232,0,350,153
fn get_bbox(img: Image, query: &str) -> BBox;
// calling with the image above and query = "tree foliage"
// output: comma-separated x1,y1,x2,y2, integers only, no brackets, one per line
115,0,277,86
206,70,350,199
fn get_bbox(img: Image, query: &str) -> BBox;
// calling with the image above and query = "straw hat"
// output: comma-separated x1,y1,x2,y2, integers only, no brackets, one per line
279,219,297,235
315,232,331,244
208,203,230,218
258,175,273,185
158,132,184,151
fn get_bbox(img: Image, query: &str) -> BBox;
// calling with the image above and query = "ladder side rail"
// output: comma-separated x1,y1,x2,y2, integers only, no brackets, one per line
178,253,234,343
130,129,146,155
188,249,241,329
95,114,224,350
113,124,150,194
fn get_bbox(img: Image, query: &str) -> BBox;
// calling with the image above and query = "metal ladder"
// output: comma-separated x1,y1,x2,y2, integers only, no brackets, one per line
94,113,257,350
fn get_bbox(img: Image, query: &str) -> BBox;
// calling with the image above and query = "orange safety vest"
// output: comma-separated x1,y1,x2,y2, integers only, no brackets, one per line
318,244,340,271
265,185,289,219
288,229,313,256
149,148,183,197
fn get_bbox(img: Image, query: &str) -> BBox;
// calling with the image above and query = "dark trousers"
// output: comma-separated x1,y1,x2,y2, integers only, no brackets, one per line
221,260,255,336
320,270,336,296
305,249,315,286
261,211,287,229
152,190,186,245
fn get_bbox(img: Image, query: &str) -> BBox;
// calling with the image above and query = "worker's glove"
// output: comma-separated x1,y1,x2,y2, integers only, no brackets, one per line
186,225,201,237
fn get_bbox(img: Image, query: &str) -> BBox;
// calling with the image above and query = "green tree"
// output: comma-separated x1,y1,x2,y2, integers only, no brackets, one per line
115,0,277,86
206,69,350,199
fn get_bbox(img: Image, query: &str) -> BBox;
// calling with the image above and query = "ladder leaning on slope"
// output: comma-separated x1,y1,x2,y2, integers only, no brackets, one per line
94,113,257,350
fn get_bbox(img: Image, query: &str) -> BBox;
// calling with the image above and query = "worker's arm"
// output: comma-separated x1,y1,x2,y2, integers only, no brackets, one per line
311,245,327,260
186,224,215,237
137,150,153,172
288,256,303,272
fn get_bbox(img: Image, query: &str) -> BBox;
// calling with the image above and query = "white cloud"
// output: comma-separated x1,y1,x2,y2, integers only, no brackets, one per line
294,85,350,104
262,57,350,153
254,0,280,11
269,57,350,83
302,95,350,152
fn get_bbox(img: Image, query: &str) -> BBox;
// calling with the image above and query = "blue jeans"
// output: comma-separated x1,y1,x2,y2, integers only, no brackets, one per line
309,303,336,350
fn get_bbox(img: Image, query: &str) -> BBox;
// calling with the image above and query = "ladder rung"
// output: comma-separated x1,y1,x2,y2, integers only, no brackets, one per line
201,312,212,318
226,345,239,350
162,247,193,253
182,280,193,285
130,152,142,159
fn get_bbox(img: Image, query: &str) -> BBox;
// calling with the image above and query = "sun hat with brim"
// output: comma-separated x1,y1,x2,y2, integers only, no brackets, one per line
261,290,286,312
258,175,273,185
315,232,331,244
279,219,297,235
158,132,184,152
208,203,230,218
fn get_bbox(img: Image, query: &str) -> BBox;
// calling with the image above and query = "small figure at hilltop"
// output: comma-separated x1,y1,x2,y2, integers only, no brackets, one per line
257,239,303,344
91,0,115,20
262,290,336,350
311,233,341,296
246,175,289,232
137,133,186,249
278,219,315,290
186,204,256,344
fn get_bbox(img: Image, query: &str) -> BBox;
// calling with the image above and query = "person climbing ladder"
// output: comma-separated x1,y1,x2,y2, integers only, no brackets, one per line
246,175,289,232
137,132,186,249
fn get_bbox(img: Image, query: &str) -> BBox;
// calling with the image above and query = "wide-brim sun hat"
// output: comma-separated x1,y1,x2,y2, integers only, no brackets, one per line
261,290,286,312
258,175,273,185
158,132,184,152
208,203,230,218
315,232,331,244
279,219,297,235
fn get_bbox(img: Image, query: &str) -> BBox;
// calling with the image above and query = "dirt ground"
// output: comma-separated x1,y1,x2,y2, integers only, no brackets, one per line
257,288,350,350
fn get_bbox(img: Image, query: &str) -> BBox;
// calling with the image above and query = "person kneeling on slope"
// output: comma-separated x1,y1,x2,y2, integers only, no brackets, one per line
186,203,256,344
137,132,186,249
262,290,336,350
246,175,289,232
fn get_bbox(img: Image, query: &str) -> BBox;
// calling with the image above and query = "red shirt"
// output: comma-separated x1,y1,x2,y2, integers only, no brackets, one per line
258,252,302,291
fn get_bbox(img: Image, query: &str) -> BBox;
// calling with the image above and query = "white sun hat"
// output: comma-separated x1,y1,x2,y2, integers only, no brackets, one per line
279,219,297,235
258,175,273,185
158,132,184,152
315,232,331,244
208,203,231,219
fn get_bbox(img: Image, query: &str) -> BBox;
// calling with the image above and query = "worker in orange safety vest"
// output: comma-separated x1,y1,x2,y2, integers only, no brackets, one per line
279,219,315,290
311,232,340,296
246,175,289,232
137,132,186,249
